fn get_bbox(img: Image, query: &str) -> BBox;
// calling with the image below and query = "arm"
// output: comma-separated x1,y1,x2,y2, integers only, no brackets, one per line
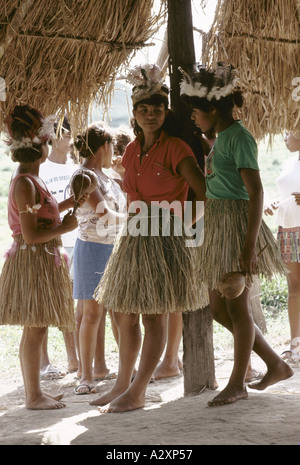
86,185,126,225
264,200,279,216
58,193,89,213
14,177,77,244
239,168,264,274
176,157,206,228
111,156,125,180
58,196,75,212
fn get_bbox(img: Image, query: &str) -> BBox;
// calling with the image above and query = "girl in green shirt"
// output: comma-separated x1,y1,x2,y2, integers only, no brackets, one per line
180,63,293,407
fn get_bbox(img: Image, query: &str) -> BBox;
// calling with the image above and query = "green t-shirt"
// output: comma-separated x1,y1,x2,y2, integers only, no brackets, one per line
206,120,259,200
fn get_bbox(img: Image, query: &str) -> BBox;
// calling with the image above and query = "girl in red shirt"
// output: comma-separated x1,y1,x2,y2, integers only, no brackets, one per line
92,64,207,413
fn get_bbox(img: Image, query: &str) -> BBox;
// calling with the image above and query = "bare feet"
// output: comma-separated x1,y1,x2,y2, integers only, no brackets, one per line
26,393,66,410
248,361,293,391
76,368,115,381
98,390,146,413
44,391,64,401
207,384,248,407
89,386,125,406
152,358,182,380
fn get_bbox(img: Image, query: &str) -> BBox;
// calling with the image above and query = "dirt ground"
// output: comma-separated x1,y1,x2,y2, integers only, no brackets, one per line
0,348,299,447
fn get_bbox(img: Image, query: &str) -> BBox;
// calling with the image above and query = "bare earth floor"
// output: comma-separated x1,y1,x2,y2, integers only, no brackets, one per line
0,349,299,446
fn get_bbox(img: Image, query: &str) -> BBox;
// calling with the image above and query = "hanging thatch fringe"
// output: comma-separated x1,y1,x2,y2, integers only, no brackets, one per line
201,0,300,142
0,1,167,135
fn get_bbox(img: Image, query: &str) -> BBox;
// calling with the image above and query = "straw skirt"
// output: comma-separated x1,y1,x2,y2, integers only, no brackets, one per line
197,199,286,293
94,207,208,314
0,235,75,331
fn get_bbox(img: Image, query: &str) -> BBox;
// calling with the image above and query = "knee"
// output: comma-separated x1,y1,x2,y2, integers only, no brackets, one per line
142,314,167,333
82,302,102,325
113,312,139,330
24,326,48,344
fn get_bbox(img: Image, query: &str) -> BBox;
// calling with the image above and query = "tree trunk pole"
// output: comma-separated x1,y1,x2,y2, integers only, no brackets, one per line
167,0,216,395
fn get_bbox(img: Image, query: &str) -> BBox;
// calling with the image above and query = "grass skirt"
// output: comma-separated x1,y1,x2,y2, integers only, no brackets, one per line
94,206,208,314
0,235,75,331
197,199,286,293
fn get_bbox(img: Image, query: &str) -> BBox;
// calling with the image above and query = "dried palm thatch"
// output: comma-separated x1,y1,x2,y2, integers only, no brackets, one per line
0,0,166,134
201,0,300,141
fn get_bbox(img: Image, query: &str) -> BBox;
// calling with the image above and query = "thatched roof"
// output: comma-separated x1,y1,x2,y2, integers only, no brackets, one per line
0,0,166,133
202,0,300,141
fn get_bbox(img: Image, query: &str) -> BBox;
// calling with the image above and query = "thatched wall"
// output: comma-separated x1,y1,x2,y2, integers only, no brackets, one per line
0,0,166,133
202,0,300,141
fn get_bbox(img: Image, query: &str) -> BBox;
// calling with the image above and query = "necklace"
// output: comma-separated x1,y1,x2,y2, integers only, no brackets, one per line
140,139,158,158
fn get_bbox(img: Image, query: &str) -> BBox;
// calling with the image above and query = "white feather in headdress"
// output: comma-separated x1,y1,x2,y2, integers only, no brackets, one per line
179,62,239,101
122,64,169,105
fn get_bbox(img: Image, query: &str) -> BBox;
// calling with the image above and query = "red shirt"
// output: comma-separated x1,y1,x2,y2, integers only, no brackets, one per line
122,131,196,212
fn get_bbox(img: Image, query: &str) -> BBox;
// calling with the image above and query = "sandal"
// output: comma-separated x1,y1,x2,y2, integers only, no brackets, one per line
245,370,264,383
40,364,66,380
281,349,300,362
74,384,96,395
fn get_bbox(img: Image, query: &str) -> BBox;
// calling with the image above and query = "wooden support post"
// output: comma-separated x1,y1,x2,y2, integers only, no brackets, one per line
167,0,215,395
183,308,216,395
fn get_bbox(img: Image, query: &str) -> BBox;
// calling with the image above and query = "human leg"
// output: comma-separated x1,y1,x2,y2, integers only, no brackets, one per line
208,288,253,406
90,312,141,406
108,309,119,347
62,330,79,373
209,288,293,402
98,313,168,413
74,299,83,377
76,299,103,394
20,326,66,409
153,312,183,379
39,328,67,380
93,307,111,379
40,328,50,372
282,262,300,358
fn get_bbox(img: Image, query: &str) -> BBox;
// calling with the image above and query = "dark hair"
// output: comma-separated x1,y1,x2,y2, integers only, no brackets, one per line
74,123,114,158
114,126,133,156
182,90,244,117
6,104,45,163
48,115,71,146
131,93,182,137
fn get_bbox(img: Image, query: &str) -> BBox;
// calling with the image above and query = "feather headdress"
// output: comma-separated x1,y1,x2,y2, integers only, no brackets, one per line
179,62,239,102
123,64,169,105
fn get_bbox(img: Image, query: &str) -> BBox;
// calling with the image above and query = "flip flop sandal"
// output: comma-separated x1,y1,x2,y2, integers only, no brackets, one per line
40,365,66,380
281,349,300,362
74,384,97,395
245,370,264,383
